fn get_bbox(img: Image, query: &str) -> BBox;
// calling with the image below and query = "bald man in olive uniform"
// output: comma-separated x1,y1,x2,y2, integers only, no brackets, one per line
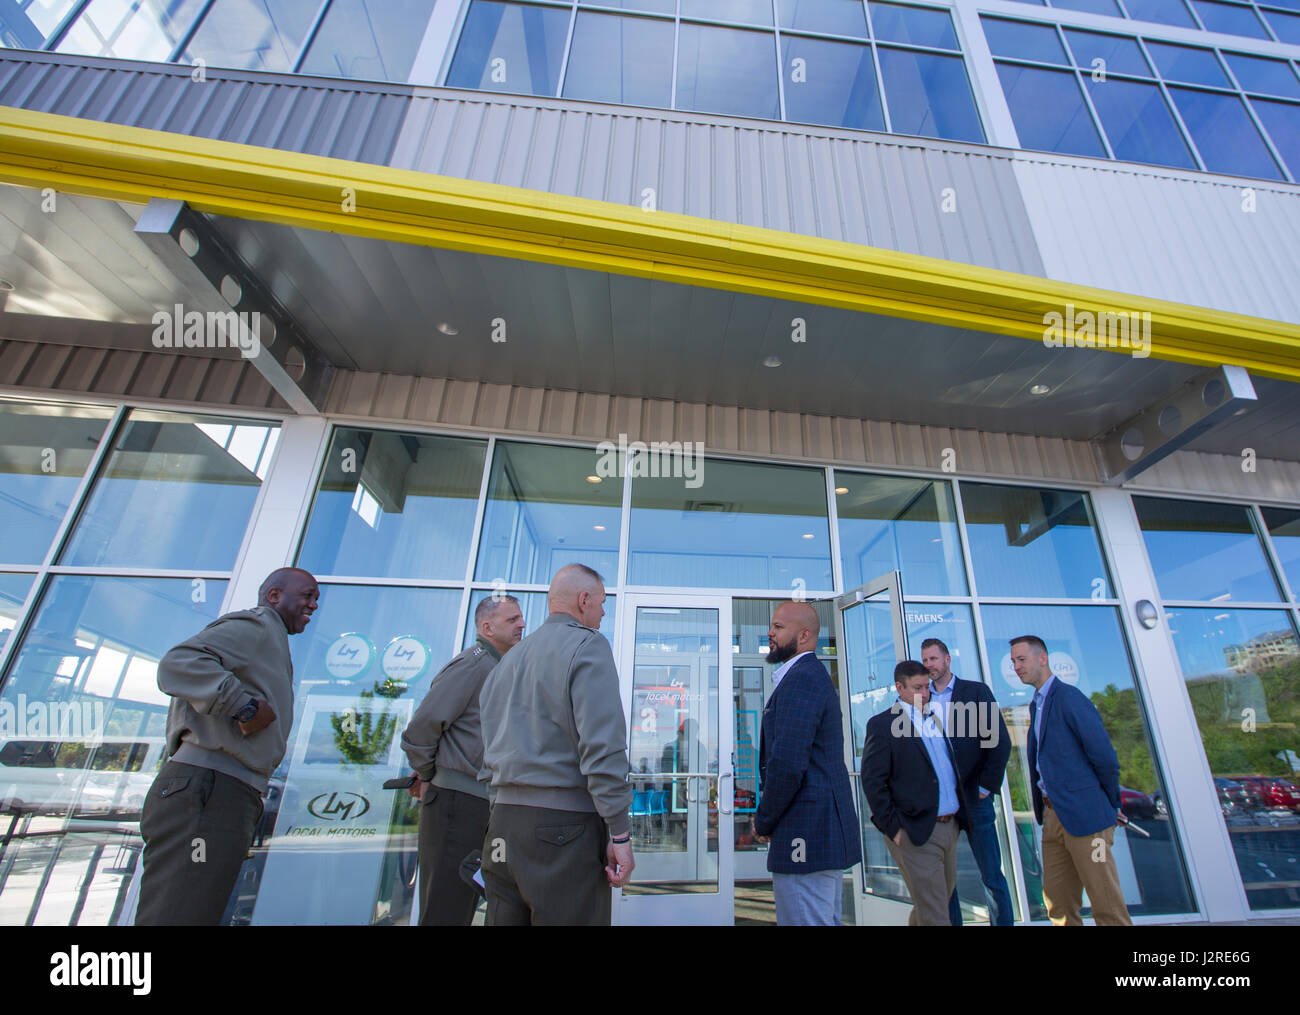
478,564,634,925
137,568,319,925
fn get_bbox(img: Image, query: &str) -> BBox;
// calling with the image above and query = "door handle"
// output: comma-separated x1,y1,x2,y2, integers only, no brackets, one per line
718,771,734,815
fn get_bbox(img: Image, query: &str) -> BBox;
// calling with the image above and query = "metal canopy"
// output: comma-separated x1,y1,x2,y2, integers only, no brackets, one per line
1,183,1298,462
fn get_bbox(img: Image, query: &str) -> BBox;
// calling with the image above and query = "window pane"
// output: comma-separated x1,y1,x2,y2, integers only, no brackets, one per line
980,604,1196,919
1191,0,1271,36
981,17,1069,64
247,584,460,925
447,0,571,95
1134,497,1282,602
1262,508,1300,596
676,23,779,119
869,2,959,50
1064,30,1153,78
182,0,324,72
299,0,437,81
0,400,114,566
0,0,79,47
961,483,1111,598
475,441,621,586
1052,0,1123,14
835,473,968,594
462,588,615,647
997,62,1108,156
1263,8,1300,42
781,35,885,131
1169,86,1284,178
1144,41,1230,87
0,573,35,659
57,0,206,59
680,0,773,25
59,411,278,572
1164,608,1300,911
298,428,486,581
1124,0,1198,26
563,11,673,107
1251,97,1300,177
1086,76,1197,168
629,457,832,591
1225,52,1300,98
878,47,985,141
583,0,673,12
776,0,869,37
0,575,226,924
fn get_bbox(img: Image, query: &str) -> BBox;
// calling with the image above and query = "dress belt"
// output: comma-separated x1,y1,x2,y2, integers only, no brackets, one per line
936,814,955,823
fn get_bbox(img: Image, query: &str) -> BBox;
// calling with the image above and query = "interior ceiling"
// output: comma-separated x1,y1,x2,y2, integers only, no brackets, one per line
1,185,1297,461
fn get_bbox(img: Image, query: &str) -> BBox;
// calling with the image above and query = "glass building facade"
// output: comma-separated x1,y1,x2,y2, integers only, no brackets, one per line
1,393,1296,924
2,0,1296,179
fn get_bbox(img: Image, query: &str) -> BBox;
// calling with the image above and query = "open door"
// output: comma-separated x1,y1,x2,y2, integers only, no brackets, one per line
834,571,914,926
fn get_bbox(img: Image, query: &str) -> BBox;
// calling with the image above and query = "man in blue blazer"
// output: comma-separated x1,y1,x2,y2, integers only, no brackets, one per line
923,638,1014,926
1012,634,1132,926
751,601,861,925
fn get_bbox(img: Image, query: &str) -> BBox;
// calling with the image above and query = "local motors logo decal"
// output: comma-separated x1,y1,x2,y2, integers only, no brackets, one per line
325,633,375,680
307,791,370,822
381,636,430,682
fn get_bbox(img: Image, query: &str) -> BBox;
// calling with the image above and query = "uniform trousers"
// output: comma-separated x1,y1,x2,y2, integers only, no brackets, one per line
136,760,262,926
418,784,490,925
482,804,610,926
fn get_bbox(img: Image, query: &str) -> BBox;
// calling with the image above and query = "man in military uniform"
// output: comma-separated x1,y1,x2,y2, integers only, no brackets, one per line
400,594,525,925
479,564,634,926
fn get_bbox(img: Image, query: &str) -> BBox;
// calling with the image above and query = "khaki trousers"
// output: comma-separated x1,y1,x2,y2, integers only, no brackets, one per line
885,818,959,926
1040,806,1132,926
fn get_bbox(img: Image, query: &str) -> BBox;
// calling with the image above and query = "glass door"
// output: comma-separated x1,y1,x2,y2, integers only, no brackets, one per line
835,571,913,926
613,595,734,926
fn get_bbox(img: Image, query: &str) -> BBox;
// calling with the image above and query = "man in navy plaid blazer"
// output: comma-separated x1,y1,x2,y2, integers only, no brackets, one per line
751,602,861,925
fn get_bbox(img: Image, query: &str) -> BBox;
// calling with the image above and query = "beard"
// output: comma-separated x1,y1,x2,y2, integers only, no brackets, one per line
766,636,799,665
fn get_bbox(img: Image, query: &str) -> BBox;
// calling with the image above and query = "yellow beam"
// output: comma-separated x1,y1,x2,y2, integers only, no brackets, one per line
2,106,1298,380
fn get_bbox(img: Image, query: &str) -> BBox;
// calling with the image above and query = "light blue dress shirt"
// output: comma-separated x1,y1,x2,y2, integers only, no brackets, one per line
901,699,960,818
1033,674,1057,797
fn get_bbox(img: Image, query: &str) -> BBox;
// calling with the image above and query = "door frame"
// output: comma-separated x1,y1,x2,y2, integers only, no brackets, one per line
834,571,913,927
612,592,735,926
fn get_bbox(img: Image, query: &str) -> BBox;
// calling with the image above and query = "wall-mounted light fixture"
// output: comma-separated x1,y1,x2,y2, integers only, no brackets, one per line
1135,600,1159,630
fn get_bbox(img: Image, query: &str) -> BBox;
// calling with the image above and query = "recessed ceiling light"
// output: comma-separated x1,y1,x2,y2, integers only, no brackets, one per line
802,533,815,540
835,487,849,495
0,279,14,292
1030,384,1051,395
593,524,606,531
437,322,458,336
763,356,782,368
586,475,602,483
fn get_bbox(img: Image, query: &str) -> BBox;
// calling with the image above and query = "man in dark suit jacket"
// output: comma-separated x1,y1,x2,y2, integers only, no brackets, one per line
922,638,1014,926
1012,634,1131,926
862,660,968,925
751,601,860,925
